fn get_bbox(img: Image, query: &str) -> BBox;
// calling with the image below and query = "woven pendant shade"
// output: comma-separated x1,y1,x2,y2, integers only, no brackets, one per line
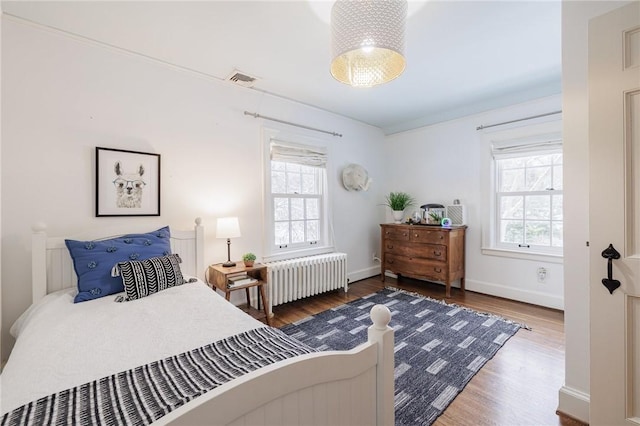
330,0,407,88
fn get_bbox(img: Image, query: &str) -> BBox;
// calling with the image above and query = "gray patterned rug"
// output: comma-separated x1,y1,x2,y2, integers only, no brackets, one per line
280,287,526,425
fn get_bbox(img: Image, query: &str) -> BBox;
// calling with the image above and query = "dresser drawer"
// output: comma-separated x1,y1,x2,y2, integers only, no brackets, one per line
384,241,447,261
385,253,448,281
382,227,410,242
409,228,447,244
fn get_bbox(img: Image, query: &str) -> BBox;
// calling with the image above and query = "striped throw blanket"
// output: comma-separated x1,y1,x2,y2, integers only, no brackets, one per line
1,327,316,426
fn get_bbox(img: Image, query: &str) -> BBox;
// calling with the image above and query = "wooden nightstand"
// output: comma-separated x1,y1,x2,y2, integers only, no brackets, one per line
206,263,271,326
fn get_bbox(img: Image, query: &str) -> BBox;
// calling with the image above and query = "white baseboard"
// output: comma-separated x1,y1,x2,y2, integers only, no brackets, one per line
378,274,563,310
557,386,590,424
466,278,564,310
348,266,380,285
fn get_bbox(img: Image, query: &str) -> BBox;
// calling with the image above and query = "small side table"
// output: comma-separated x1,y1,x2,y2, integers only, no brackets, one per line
206,263,271,326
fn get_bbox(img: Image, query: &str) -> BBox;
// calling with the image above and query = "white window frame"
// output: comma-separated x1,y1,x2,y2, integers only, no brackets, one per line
271,163,324,249
262,128,334,262
494,149,563,254
481,120,564,262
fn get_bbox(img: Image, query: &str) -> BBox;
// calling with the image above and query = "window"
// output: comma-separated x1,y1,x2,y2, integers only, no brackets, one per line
271,161,322,247
492,138,563,255
264,137,332,260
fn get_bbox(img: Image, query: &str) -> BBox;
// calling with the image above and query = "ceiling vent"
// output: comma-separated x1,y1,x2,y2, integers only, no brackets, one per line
225,69,258,88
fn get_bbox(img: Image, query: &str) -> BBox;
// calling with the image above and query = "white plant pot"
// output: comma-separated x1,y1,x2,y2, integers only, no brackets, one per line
392,210,404,223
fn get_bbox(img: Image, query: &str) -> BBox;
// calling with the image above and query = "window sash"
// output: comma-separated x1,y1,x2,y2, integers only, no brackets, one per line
271,193,323,249
495,190,563,251
493,150,563,254
496,151,562,190
271,161,321,195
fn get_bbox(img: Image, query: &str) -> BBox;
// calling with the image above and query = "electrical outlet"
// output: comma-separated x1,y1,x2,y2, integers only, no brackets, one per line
537,267,547,283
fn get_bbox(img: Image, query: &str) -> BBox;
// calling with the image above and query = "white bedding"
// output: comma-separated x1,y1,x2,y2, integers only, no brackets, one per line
0,280,265,415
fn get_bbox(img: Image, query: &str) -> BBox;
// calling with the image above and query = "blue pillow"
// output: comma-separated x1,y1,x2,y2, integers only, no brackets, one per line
65,226,172,303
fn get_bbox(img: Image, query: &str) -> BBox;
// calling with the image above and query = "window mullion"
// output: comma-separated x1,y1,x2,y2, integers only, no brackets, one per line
303,198,308,244
288,194,292,246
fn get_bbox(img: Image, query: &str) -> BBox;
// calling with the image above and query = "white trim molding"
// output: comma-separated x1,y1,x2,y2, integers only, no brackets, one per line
465,278,564,310
349,266,381,284
382,274,564,310
557,385,590,424
481,247,564,264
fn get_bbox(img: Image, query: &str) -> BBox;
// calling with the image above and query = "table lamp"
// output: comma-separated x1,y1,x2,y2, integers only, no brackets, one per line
216,217,241,267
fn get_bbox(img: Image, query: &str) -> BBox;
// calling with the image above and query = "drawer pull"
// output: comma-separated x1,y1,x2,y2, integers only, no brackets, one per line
433,251,441,257
388,259,395,264
387,244,394,249
434,267,442,273
414,233,419,237
439,235,444,239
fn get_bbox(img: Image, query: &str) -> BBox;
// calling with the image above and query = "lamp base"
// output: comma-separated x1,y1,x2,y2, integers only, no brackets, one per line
222,261,236,268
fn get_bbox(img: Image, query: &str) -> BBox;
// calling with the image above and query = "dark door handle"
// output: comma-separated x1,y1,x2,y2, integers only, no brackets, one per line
601,244,621,294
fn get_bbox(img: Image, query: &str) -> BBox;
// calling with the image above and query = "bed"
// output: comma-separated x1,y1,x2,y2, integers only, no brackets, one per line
1,218,394,425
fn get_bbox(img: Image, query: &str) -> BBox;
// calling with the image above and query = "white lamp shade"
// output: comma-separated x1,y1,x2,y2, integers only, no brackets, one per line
330,0,407,88
216,217,241,239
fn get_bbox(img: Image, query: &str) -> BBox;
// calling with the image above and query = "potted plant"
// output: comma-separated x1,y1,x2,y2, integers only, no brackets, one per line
242,252,256,267
383,192,415,223
428,211,443,225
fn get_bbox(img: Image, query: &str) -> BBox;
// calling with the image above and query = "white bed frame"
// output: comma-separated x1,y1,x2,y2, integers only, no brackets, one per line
30,218,395,425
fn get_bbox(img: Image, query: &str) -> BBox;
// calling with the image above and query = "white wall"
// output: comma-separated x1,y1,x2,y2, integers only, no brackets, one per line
0,16,386,362
384,95,564,310
559,1,632,422
4,13,630,425
0,13,3,366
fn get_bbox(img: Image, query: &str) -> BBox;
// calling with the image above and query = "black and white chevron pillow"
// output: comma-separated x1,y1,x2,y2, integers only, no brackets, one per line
116,254,185,301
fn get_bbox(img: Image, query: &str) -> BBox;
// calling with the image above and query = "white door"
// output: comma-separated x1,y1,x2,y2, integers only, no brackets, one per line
589,2,640,424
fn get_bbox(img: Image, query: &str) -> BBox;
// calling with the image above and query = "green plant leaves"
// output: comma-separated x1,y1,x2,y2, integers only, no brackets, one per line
383,192,415,210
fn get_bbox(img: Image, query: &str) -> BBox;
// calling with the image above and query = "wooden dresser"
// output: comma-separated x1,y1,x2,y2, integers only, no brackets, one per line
380,223,467,297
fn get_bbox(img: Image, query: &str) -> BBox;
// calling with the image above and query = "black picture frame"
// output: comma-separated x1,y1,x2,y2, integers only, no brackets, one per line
95,147,161,217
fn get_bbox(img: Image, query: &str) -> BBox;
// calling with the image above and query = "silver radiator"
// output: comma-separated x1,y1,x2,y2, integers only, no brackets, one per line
266,253,348,313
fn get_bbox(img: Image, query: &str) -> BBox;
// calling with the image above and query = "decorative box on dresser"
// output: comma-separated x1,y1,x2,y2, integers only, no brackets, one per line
380,223,467,298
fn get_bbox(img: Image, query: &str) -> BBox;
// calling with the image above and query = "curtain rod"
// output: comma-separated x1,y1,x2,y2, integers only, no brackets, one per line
244,111,343,137
476,110,562,131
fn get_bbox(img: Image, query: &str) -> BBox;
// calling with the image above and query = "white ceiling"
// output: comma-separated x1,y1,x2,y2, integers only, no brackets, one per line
1,0,562,134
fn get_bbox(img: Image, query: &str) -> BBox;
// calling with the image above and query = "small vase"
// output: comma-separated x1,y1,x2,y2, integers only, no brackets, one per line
392,210,404,224
244,260,254,267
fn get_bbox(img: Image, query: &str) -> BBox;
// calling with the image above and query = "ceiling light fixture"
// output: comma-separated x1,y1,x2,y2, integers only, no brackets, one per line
330,0,408,88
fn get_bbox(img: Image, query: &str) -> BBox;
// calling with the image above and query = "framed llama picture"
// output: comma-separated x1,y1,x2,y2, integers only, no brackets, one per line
95,147,161,217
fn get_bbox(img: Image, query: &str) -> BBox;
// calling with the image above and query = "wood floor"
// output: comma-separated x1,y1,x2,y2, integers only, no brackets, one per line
270,275,586,426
